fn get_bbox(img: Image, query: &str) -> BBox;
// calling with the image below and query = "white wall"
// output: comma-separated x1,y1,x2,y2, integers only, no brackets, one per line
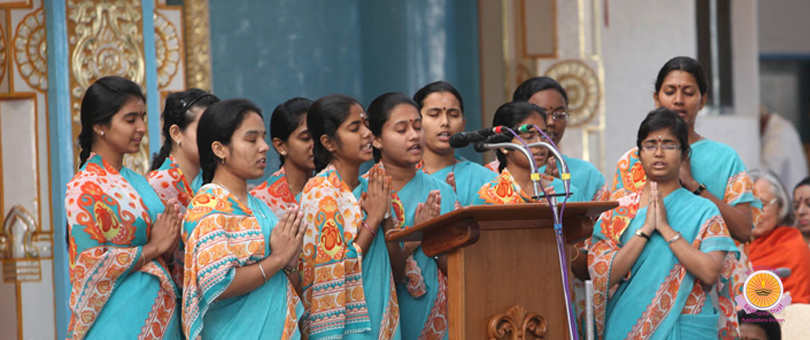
601,0,697,180
758,0,810,55
601,0,761,183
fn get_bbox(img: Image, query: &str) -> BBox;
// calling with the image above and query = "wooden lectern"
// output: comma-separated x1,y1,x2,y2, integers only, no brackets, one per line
386,202,617,339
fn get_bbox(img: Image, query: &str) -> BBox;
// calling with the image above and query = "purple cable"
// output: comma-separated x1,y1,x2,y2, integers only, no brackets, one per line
528,124,571,217
500,126,551,201
526,124,578,340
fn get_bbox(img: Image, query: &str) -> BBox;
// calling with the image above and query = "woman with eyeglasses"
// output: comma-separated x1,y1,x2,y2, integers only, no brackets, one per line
747,170,810,304
473,101,585,205
487,77,609,202
610,56,760,309
589,108,739,340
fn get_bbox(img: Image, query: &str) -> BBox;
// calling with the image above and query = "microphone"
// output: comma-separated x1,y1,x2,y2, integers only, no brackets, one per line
449,126,505,148
774,267,791,279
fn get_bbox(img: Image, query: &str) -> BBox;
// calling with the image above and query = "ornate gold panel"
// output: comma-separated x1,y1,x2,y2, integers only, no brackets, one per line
183,0,211,92
13,7,47,92
66,0,149,173
154,10,181,89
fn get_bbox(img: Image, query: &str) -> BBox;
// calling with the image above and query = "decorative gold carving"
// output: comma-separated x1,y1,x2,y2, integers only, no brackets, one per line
544,60,600,127
67,0,149,173
1,205,45,283
154,11,180,89
183,0,212,91
487,305,547,340
0,20,6,86
13,7,47,92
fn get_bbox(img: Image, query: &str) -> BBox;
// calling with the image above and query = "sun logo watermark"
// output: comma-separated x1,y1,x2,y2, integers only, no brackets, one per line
735,267,792,314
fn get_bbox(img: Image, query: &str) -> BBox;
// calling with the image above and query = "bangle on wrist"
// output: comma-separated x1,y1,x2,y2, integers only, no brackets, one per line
257,262,268,283
362,220,377,237
283,265,298,275
667,232,682,245
635,228,651,240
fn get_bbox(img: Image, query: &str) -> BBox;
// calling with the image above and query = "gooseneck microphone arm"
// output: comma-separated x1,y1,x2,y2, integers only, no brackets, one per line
476,142,542,199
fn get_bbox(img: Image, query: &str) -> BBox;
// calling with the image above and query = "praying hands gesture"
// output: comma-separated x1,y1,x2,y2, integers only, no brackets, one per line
642,181,669,235
361,166,392,229
139,199,183,270
544,156,559,178
414,190,442,226
400,191,442,258
269,208,305,269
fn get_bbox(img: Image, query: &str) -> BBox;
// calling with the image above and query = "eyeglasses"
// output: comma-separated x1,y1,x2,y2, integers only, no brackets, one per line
640,142,681,152
763,197,779,208
518,131,549,143
549,111,568,121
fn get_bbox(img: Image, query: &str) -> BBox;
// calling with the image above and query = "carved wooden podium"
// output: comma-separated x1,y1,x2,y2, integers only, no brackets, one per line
386,202,617,339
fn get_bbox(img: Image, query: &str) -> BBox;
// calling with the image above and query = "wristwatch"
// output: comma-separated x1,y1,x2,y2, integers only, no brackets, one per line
635,229,650,240
693,183,707,196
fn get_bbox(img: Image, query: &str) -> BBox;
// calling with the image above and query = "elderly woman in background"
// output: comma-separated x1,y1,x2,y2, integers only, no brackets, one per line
748,170,810,304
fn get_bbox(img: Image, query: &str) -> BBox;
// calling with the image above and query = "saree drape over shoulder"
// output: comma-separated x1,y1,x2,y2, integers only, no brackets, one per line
416,157,496,207
147,155,202,213
610,140,761,305
251,167,301,217
299,164,401,340
65,154,181,340
147,155,202,285
472,168,585,205
588,189,740,340
366,164,457,340
182,184,301,340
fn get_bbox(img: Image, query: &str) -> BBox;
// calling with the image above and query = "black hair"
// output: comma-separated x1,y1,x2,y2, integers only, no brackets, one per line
413,80,465,114
737,310,781,340
270,97,313,165
78,76,146,166
150,89,220,171
197,99,263,184
308,94,363,173
795,177,810,193
635,107,692,161
654,56,709,96
491,101,547,173
512,76,569,105
367,92,419,163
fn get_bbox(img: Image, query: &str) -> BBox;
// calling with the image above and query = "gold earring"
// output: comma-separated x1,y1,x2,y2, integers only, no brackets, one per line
220,157,226,164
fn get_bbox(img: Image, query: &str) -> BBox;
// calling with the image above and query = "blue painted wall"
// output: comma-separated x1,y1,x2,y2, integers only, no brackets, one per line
209,0,483,177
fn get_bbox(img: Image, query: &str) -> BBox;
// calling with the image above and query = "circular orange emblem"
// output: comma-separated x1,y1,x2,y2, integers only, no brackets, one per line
744,270,783,309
